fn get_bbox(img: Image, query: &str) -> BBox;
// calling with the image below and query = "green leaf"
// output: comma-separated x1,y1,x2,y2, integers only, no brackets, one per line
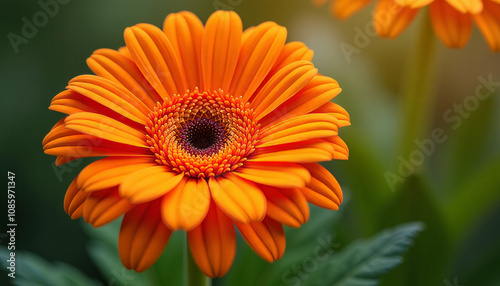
286,204,342,249
304,222,424,286
223,205,342,286
261,212,340,285
0,249,101,286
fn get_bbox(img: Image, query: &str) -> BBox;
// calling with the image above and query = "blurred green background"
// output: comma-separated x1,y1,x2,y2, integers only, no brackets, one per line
1,0,500,285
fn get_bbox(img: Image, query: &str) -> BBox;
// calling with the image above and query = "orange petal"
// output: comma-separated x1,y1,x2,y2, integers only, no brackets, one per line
249,148,333,163
235,217,285,262
119,200,172,272
161,178,210,230
124,23,188,99
332,0,373,19
261,113,339,137
42,118,151,165
43,118,70,146
241,25,255,43
42,126,112,151
301,163,343,210
266,41,314,78
251,61,317,120
374,0,419,38
312,101,351,128
118,46,132,59
43,121,150,164
250,41,314,105
259,128,338,148
187,201,236,278
445,0,483,13
259,113,339,147
82,187,134,227
76,157,156,192
262,186,310,228
395,0,433,8
64,112,148,148
119,166,184,204
250,140,334,163
50,90,99,115
64,178,88,219
234,161,310,189
208,175,266,223
45,147,147,162
202,11,242,92
430,0,472,48
474,0,500,51
44,144,149,161
44,135,150,162
259,75,342,127
49,90,146,133
324,136,349,160
55,155,79,166
68,75,150,124
230,22,287,101
87,48,162,107
163,11,205,90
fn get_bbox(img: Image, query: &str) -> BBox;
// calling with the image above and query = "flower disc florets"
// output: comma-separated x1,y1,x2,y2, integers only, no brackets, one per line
146,89,260,178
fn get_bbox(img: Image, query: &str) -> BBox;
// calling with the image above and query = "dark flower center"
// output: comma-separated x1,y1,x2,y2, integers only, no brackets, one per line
146,89,260,178
180,117,226,156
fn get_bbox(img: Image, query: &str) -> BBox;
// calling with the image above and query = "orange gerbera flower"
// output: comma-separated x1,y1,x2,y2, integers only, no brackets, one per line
43,10,349,277
313,0,500,50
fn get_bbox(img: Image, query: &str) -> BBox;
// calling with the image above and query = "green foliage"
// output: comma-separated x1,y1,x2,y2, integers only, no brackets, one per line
380,175,450,286
0,219,185,286
303,222,424,286
224,204,422,286
441,93,496,192
223,205,341,286
0,249,100,286
452,205,500,286
444,158,500,239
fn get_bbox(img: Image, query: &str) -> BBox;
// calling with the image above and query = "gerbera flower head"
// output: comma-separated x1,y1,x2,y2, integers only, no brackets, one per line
43,10,350,277
313,0,500,51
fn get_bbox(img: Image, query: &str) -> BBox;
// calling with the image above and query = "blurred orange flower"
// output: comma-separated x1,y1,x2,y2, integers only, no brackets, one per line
313,0,500,50
43,10,349,277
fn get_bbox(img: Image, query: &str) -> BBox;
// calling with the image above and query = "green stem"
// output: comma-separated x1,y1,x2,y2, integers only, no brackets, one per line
184,234,211,286
399,11,440,159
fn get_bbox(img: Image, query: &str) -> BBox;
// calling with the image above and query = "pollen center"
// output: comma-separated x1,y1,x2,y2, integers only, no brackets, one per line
146,89,260,178
181,117,226,155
